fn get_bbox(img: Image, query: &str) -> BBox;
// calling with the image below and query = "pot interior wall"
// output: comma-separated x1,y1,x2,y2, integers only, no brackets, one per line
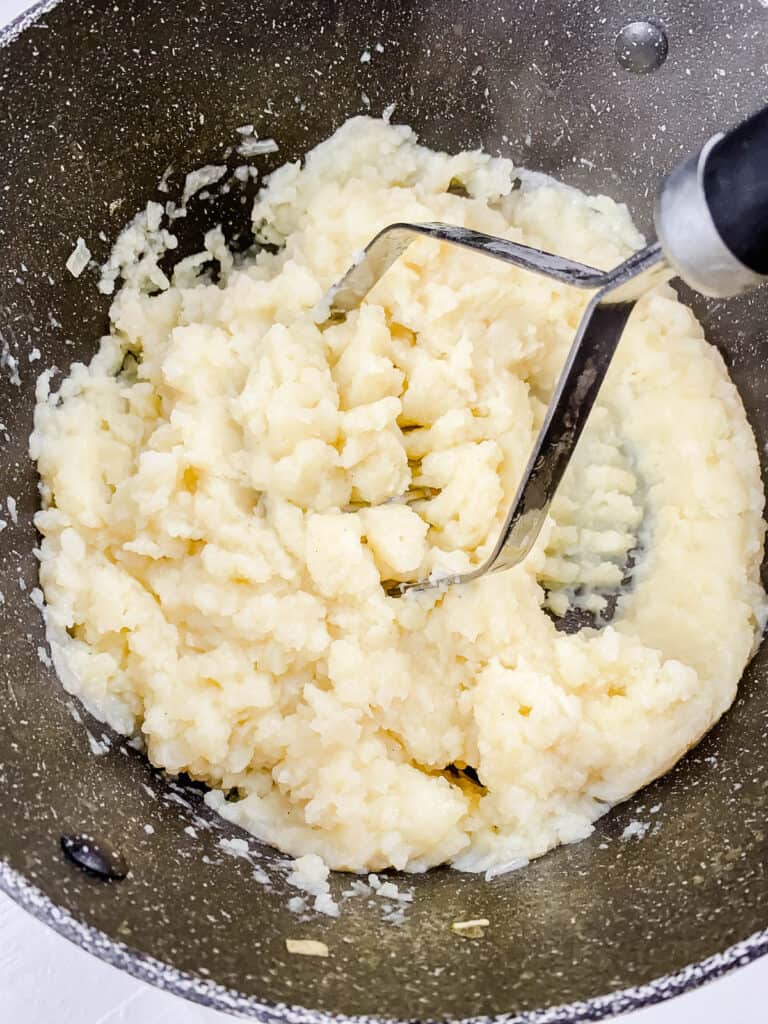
1,0,767,1019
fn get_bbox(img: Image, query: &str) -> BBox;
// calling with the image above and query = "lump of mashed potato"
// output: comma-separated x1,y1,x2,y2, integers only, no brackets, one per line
31,117,766,874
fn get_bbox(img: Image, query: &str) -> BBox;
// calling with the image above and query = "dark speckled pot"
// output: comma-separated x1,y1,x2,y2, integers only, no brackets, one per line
1,0,768,1020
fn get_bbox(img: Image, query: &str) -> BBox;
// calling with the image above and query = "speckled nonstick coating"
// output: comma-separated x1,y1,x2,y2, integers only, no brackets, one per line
1,0,768,1020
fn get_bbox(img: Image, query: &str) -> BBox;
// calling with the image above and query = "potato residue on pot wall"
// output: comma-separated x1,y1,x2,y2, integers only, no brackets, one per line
30,117,766,875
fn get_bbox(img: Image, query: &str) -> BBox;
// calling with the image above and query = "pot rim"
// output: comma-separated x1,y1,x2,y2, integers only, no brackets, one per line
0,0,60,47
2,858,767,1023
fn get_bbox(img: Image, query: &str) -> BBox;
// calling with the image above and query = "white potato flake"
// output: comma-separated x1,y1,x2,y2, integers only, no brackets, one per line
621,820,650,841
65,237,91,278
181,164,227,205
237,137,279,157
286,853,339,917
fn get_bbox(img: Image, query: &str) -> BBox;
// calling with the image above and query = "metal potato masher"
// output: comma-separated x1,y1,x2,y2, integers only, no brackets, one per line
324,106,768,595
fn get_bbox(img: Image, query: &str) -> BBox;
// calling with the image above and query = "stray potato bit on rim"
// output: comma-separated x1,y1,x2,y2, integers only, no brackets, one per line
286,939,330,958
452,918,490,938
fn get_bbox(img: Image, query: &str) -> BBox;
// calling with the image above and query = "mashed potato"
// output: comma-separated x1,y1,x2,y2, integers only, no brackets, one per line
31,117,766,873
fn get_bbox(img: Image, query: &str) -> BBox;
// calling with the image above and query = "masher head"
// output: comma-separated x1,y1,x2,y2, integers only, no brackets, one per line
323,231,667,596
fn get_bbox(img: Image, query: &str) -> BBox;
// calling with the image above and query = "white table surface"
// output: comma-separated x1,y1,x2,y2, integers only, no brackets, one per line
1,0,767,1019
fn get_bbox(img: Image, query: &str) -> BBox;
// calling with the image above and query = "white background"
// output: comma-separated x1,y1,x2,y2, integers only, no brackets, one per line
0,0,765,1019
